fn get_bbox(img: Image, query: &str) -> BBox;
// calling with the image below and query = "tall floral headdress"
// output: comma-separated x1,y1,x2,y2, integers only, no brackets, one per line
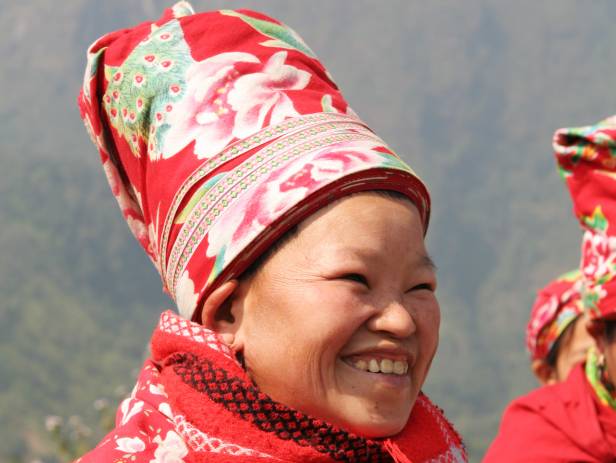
554,115,616,320
78,2,430,320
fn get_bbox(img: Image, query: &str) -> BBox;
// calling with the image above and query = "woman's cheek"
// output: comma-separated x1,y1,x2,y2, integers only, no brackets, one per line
416,297,440,359
408,292,440,325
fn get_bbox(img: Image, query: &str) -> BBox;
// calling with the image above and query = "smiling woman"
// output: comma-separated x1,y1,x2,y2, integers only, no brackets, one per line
76,2,465,462
218,193,440,438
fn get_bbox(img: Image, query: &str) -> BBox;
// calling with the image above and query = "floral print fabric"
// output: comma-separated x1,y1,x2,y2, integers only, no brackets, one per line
78,1,430,321
526,269,583,361
554,115,616,410
163,50,311,159
554,115,616,321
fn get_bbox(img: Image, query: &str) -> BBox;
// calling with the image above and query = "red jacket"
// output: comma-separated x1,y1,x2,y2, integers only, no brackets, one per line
483,363,616,462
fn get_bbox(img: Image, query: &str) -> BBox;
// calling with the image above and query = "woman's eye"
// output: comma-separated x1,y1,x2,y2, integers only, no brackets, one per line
340,273,369,286
407,282,434,292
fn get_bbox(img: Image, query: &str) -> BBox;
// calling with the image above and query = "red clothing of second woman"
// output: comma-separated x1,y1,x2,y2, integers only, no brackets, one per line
483,363,616,462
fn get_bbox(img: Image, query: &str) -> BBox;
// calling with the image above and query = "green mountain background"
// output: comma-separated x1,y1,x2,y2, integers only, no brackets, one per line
3,1,616,461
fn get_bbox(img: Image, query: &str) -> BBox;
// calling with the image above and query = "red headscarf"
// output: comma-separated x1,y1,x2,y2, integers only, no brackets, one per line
78,1,429,321
526,269,583,361
554,115,616,321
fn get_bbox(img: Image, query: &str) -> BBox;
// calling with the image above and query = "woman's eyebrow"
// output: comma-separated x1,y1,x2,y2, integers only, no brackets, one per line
325,248,436,271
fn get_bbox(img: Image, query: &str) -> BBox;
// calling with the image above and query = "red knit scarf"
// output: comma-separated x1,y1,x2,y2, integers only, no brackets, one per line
76,312,466,463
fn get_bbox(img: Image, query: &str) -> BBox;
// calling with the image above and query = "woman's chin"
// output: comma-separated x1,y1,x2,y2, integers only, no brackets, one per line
339,414,410,438
289,392,413,438
326,363,417,437
321,397,414,438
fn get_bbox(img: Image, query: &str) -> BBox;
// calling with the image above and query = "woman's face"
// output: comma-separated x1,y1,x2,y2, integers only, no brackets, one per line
594,320,616,385
533,314,596,385
231,193,440,437
554,314,595,381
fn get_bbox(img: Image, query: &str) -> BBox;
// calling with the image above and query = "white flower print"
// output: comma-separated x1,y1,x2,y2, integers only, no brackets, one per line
150,430,188,463
175,270,199,319
582,231,616,281
227,51,310,139
158,402,173,420
120,398,144,426
149,383,167,396
115,436,146,453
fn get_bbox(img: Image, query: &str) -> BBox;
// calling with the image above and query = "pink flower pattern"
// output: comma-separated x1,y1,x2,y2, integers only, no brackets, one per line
165,51,310,159
525,270,583,360
205,140,395,269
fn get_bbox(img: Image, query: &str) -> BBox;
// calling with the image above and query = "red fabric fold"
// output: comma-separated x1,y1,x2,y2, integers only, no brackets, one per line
483,363,616,462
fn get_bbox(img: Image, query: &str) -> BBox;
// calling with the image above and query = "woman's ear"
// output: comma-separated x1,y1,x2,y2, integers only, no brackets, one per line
531,359,557,385
199,280,242,345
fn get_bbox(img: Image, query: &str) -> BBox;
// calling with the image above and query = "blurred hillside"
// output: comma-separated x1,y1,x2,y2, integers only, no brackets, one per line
2,1,616,461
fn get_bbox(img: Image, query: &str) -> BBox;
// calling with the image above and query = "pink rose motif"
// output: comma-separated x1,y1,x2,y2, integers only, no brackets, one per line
164,51,310,160
526,295,558,354
232,143,378,241
534,298,558,332
205,140,390,268
227,51,310,139
150,430,188,463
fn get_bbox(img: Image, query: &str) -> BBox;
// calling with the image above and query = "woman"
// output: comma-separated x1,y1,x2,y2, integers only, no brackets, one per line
527,270,594,385
76,3,465,462
484,117,616,462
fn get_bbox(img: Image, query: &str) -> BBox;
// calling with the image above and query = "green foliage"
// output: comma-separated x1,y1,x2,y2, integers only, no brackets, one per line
44,394,119,462
0,154,163,462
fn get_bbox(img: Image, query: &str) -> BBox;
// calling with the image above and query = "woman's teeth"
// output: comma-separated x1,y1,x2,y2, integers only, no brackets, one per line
351,358,408,375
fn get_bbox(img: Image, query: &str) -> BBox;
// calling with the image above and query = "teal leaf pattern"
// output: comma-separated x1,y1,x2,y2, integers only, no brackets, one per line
582,206,608,233
321,94,336,113
220,10,316,58
103,19,195,159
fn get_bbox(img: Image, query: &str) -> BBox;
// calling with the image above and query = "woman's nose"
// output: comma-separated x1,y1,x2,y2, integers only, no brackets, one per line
366,300,416,338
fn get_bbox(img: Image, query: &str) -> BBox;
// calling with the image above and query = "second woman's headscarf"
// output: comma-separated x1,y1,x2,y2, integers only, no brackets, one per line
553,116,616,322
526,269,583,361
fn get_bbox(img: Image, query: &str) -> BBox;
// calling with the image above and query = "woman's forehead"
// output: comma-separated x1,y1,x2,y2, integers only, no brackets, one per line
286,197,428,262
298,193,420,232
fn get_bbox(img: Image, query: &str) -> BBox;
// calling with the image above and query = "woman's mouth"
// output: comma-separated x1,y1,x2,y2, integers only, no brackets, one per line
342,356,409,375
